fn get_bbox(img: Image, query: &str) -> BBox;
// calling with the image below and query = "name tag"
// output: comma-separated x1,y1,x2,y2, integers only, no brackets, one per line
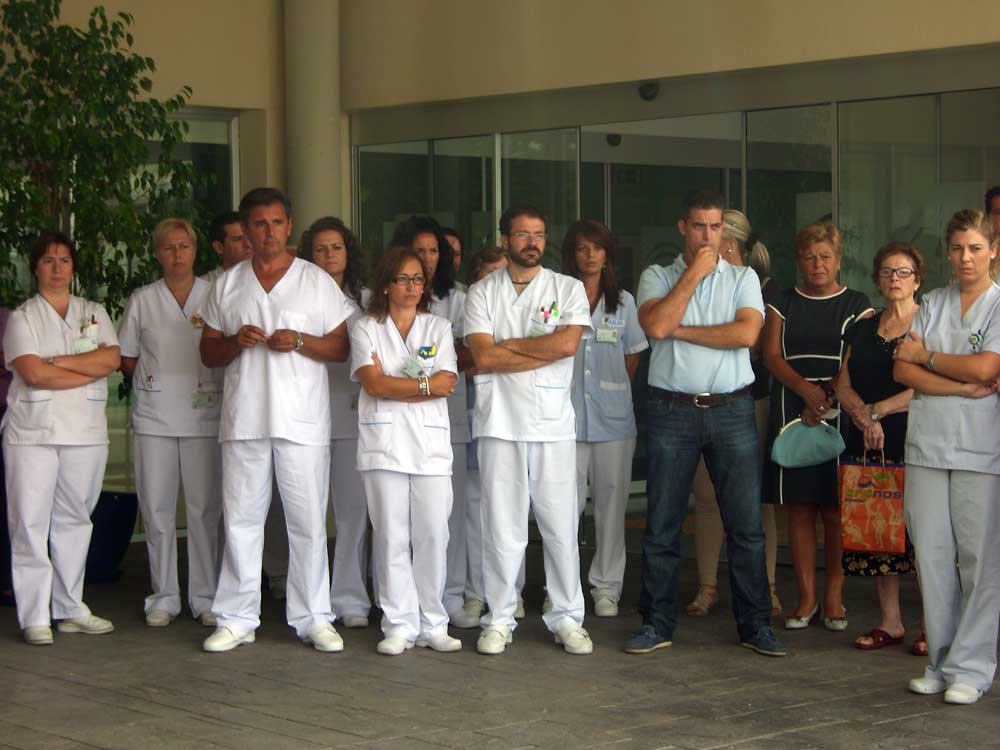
191,391,219,410
74,335,98,354
596,327,620,344
401,357,425,378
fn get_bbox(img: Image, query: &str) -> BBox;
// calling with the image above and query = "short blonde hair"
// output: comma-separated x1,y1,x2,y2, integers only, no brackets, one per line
152,218,196,252
794,221,841,258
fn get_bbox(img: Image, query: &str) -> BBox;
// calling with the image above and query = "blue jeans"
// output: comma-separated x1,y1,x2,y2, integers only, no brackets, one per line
638,392,771,642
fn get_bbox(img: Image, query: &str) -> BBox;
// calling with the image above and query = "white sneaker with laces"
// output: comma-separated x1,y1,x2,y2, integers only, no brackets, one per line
145,609,173,627
593,595,619,618
377,635,414,655
23,626,53,646
203,626,255,653
477,625,512,655
304,623,344,653
416,632,462,652
554,624,593,655
57,614,114,635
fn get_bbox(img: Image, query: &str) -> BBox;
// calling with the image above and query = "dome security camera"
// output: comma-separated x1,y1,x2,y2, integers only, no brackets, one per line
638,82,660,102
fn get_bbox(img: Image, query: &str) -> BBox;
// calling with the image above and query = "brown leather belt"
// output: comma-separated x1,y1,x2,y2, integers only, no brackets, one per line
650,386,752,409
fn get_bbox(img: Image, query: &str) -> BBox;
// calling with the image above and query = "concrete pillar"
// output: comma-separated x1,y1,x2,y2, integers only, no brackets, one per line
284,0,343,237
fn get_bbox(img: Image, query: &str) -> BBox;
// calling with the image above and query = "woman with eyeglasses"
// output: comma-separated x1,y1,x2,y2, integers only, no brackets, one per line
893,209,1000,705
352,246,459,655
391,216,480,628
299,217,373,629
4,231,120,645
833,242,923,654
560,220,647,618
762,222,872,633
119,218,223,629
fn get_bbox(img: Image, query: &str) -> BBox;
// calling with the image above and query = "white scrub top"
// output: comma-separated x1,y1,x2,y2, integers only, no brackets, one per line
200,257,351,446
571,291,648,443
464,267,592,442
350,312,457,476
329,288,371,441
201,265,225,286
2,295,118,446
118,278,220,438
430,289,471,445
905,283,1000,475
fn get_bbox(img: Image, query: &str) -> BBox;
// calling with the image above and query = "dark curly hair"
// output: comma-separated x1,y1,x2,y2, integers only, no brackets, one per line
390,215,455,301
298,216,365,307
561,220,621,314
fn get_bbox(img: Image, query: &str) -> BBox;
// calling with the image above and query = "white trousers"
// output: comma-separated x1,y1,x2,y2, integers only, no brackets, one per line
904,465,1000,692
576,438,635,601
262,478,289,579
479,438,584,632
363,470,452,641
5,442,107,629
329,437,371,618
443,446,470,616
464,442,485,601
213,439,333,637
133,434,221,618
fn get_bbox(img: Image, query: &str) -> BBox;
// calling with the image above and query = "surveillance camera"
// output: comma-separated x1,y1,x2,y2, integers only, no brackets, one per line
606,133,622,147
638,82,659,102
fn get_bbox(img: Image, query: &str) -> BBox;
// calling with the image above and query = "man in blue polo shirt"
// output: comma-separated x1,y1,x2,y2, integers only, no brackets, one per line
625,189,785,657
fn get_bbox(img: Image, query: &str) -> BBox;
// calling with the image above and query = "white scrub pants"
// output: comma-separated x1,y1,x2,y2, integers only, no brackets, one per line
904,465,1000,692
576,438,635,602
213,438,333,638
464,441,485,602
134,434,221,618
444,446,470,617
479,437,584,633
4,442,107,629
363,470,452,641
262,480,289,580
329,437,371,619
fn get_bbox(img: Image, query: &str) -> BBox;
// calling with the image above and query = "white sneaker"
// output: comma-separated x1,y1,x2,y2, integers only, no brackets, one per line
23,626,53,646
463,598,485,618
554,624,593,655
944,683,982,705
199,612,218,627
376,635,414,656
268,574,287,600
145,609,173,627
416,632,462,652
909,676,947,695
514,598,525,619
477,625,512,655
57,614,114,635
594,595,619,618
448,607,480,629
304,623,344,653
203,626,255,653
340,615,369,629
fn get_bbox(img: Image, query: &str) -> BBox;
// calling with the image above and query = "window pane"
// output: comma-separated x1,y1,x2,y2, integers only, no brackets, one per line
839,96,940,297
431,136,494,281
501,129,578,272
748,106,833,289
942,88,1000,216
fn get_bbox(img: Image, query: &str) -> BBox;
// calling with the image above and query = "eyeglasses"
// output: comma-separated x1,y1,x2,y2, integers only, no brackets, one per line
391,274,425,287
510,231,547,243
878,267,915,279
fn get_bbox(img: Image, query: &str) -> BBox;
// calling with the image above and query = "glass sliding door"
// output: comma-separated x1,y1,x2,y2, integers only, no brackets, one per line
747,105,834,289
941,88,1000,219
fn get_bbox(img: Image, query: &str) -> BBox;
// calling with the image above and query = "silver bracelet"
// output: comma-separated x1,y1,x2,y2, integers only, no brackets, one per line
418,374,430,396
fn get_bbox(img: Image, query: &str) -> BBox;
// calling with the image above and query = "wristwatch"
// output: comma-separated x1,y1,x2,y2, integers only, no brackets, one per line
870,405,881,422
294,331,304,352
925,352,936,371
46,356,55,365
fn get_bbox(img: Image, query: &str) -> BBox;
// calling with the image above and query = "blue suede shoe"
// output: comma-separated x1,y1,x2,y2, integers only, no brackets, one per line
741,625,788,657
623,624,672,654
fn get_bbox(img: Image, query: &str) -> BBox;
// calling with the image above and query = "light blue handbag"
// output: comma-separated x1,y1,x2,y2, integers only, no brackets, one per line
770,417,846,468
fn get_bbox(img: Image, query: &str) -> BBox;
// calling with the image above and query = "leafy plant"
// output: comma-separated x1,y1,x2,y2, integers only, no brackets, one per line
0,0,205,315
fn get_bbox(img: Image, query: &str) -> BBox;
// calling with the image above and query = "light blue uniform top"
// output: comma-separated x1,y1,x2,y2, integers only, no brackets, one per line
636,256,763,394
905,283,1000,475
571,291,648,442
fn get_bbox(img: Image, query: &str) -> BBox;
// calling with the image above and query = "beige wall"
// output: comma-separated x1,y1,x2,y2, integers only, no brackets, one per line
61,0,286,191
341,0,1000,112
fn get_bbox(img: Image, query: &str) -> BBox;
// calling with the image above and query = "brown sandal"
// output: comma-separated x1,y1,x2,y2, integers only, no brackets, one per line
910,632,928,656
855,628,903,650
685,585,718,616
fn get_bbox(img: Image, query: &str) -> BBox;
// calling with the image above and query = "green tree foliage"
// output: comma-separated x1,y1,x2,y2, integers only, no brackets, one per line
0,0,204,315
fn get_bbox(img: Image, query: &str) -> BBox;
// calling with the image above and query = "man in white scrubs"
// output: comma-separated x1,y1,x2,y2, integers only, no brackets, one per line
199,187,351,653
465,206,594,655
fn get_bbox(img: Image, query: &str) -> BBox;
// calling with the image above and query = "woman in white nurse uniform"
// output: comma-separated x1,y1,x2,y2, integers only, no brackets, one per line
352,247,459,655
300,216,373,628
392,216,478,627
118,218,222,627
894,209,1000,705
3,232,120,645
561,221,647,618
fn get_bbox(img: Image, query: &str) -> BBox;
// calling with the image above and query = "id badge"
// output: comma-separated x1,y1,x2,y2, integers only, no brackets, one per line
401,357,425,378
74,335,98,354
596,326,620,344
191,391,219,410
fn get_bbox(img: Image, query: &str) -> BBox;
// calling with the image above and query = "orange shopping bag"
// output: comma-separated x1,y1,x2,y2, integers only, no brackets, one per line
838,452,906,555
